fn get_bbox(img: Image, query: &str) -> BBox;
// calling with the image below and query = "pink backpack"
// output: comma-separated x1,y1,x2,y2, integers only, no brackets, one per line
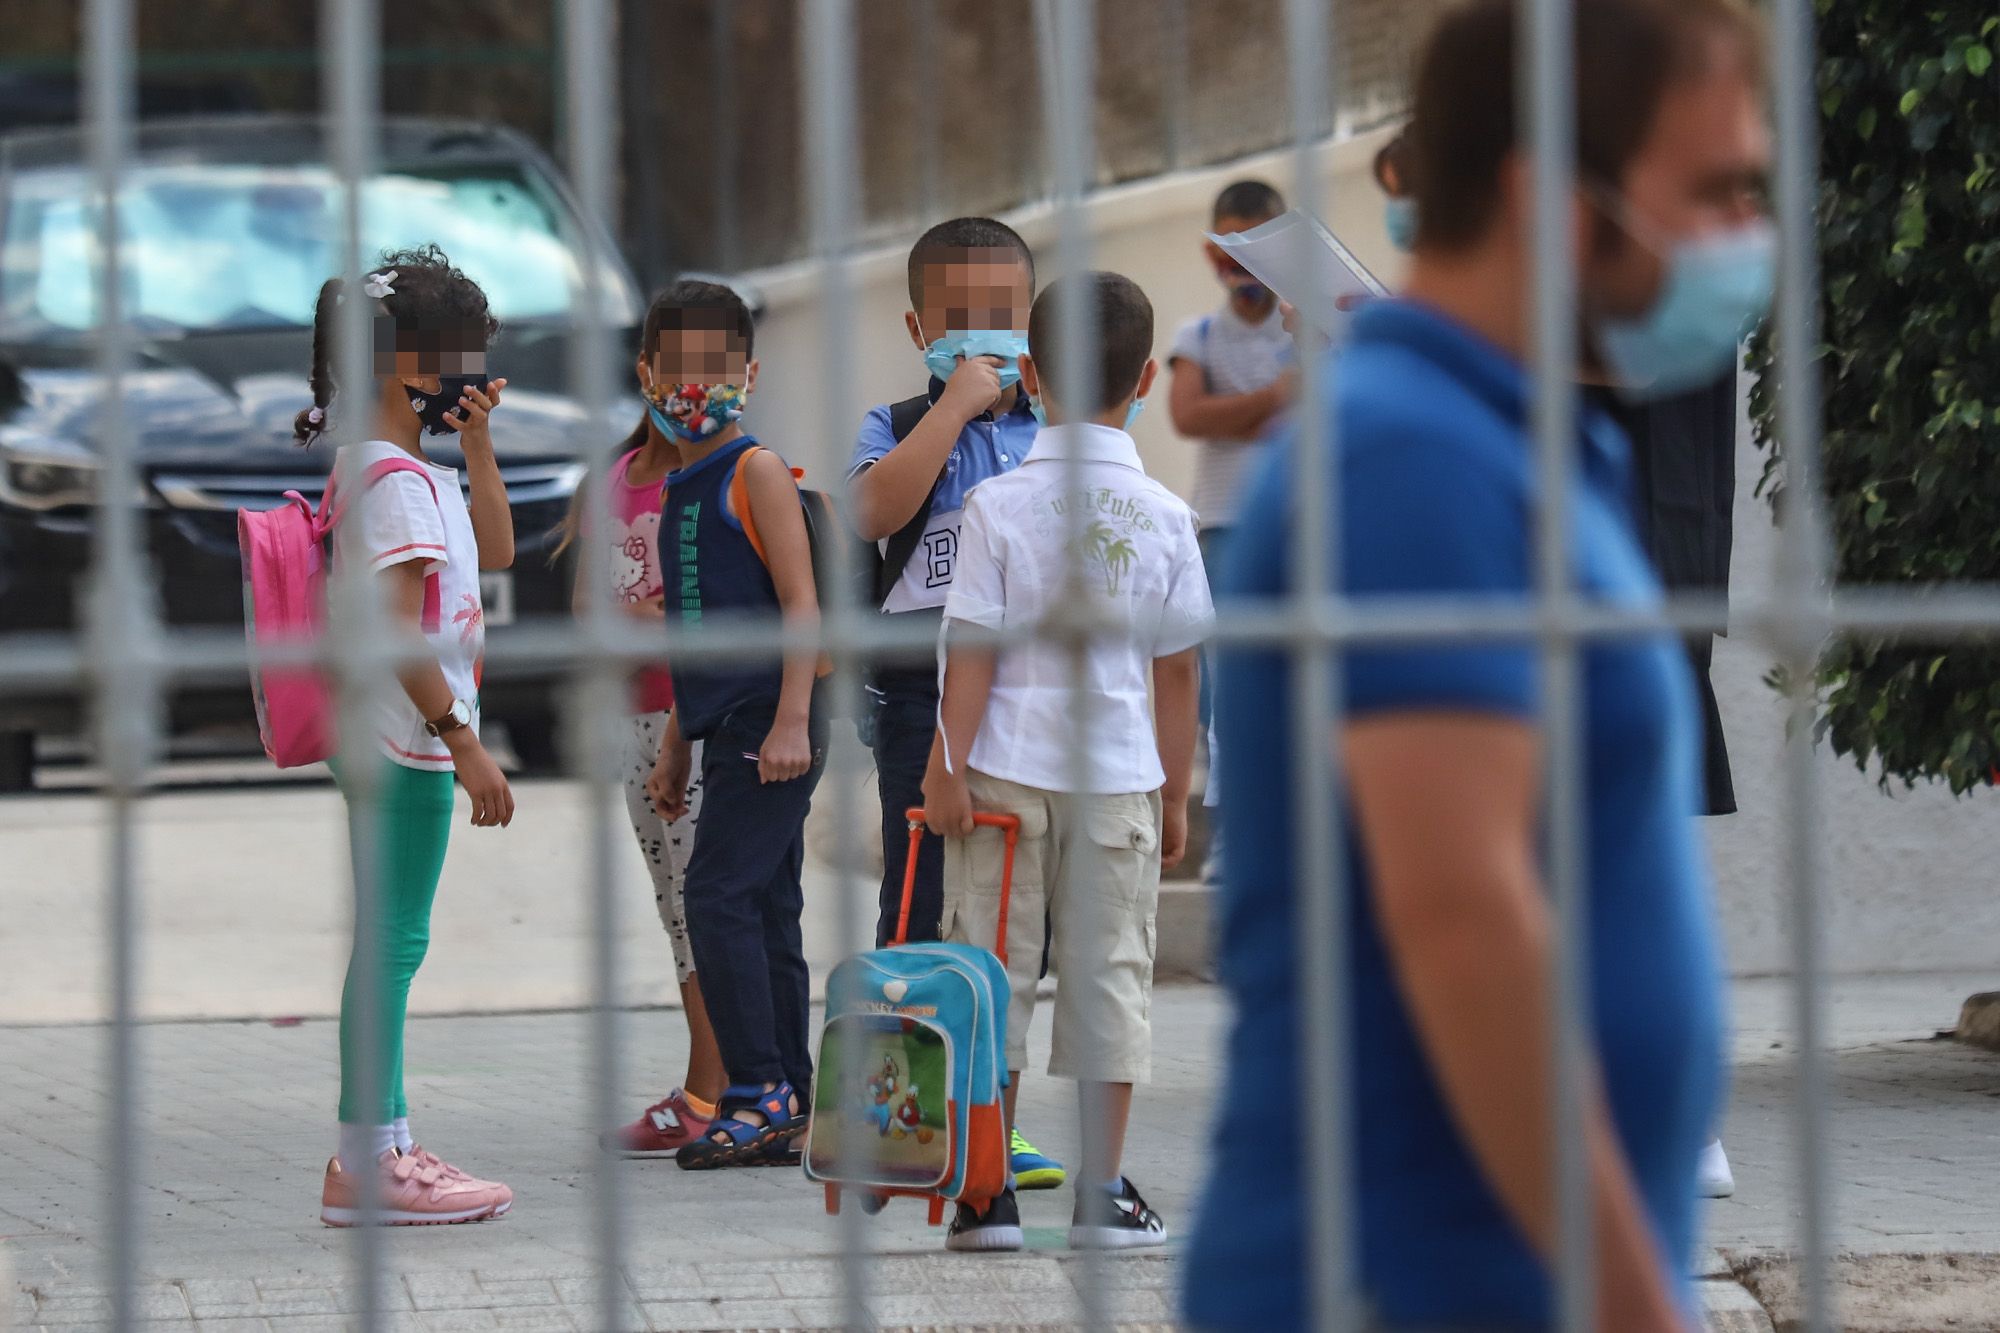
238,456,443,768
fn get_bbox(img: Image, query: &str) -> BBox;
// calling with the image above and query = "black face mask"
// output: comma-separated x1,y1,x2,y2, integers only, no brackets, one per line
404,375,488,436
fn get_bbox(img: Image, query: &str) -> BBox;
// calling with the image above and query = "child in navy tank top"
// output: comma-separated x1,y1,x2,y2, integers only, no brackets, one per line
640,281,828,1170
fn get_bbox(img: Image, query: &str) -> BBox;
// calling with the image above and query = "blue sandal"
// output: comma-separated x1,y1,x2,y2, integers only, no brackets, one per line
675,1082,806,1170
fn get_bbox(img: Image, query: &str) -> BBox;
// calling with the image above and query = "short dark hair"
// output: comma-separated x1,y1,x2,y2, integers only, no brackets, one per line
906,216,1036,309
1408,0,1765,251
1212,179,1286,225
295,243,497,446
1027,272,1155,414
648,277,756,361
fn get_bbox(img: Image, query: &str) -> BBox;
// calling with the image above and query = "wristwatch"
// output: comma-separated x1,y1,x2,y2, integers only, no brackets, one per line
424,699,473,738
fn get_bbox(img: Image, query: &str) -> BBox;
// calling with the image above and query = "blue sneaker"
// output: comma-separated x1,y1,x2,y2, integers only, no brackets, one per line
1010,1127,1066,1191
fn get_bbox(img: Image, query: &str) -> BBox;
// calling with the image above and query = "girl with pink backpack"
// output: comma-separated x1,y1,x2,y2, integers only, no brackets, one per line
274,245,518,1226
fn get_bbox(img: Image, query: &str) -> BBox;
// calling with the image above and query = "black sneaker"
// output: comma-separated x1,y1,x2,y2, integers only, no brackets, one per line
945,1187,1023,1252
1069,1176,1167,1250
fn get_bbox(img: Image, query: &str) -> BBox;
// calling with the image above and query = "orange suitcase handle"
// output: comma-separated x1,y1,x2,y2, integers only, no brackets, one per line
897,808,1020,964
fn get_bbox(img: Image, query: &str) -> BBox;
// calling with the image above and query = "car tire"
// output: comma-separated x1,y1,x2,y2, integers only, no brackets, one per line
504,714,563,776
0,730,35,794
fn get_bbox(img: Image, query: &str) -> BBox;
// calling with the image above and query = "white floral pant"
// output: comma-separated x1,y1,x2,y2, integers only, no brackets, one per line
622,711,704,983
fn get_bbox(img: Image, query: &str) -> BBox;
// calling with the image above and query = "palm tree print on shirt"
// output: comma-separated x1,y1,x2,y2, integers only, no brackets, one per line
1075,520,1140,596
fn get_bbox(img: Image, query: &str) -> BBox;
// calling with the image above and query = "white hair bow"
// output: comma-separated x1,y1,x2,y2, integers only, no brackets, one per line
362,269,399,300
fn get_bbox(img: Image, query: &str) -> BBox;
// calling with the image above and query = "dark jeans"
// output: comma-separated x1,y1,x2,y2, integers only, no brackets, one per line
869,666,943,948
682,702,826,1093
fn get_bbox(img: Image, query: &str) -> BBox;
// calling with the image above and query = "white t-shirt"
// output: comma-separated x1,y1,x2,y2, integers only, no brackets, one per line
941,424,1215,795
1169,302,1293,528
335,440,485,771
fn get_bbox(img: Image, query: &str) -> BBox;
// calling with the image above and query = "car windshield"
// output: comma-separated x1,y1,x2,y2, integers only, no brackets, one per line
0,159,628,336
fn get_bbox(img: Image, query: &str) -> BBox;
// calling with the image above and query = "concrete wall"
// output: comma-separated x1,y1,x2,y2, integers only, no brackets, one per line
735,128,1406,502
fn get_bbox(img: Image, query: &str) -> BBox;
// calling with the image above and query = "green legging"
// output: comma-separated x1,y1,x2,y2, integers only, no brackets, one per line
335,760,456,1125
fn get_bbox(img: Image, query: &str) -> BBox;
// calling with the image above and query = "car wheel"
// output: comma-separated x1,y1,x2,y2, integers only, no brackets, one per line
504,715,563,776
0,730,35,794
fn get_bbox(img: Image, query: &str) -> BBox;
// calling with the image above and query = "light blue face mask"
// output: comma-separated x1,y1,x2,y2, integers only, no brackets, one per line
1027,394,1148,432
922,328,1030,390
1597,220,1777,401
1384,197,1420,253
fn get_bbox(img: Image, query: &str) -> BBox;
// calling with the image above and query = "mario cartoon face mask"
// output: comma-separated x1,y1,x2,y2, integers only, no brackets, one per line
645,381,747,444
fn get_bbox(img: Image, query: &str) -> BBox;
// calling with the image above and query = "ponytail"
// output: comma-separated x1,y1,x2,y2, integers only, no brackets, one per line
549,413,651,563
292,277,343,447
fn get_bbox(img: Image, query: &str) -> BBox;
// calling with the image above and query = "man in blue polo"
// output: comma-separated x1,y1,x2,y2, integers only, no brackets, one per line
1184,0,1772,1328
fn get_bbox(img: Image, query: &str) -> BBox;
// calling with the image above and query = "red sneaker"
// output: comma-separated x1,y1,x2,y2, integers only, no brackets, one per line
605,1089,712,1157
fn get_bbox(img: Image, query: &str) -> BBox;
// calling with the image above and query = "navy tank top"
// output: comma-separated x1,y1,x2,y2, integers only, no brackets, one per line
661,435,785,739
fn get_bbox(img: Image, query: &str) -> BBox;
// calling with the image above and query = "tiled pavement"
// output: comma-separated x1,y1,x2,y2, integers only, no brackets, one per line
7,978,2000,1330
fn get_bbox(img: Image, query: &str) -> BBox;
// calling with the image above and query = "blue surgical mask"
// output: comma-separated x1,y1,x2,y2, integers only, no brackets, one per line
1384,197,1419,253
1596,220,1776,401
921,328,1030,389
1026,395,1148,432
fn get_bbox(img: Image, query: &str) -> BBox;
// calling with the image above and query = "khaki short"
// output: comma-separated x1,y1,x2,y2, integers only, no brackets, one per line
941,771,1162,1083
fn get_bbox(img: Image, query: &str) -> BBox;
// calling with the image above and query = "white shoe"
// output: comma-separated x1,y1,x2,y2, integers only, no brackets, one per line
1697,1140,1735,1198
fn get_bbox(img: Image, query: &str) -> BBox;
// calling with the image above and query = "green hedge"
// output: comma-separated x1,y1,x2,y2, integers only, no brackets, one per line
1749,1,2000,793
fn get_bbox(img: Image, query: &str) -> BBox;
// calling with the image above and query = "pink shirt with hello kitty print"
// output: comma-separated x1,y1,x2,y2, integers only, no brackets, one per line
610,447,676,715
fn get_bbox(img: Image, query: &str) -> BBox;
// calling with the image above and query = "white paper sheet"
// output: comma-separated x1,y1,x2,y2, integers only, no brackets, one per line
1206,208,1388,340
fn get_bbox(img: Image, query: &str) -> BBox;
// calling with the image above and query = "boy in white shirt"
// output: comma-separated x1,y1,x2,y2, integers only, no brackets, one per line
921,272,1212,1253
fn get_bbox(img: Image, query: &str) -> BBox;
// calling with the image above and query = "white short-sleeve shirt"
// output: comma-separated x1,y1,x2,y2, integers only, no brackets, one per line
940,423,1214,795
335,440,486,771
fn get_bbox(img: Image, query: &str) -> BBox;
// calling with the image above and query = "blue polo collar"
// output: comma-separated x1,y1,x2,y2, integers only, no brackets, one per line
1350,300,1630,471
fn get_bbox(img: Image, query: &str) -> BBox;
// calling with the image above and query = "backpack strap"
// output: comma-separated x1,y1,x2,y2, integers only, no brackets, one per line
873,393,945,608
728,444,805,569
321,456,447,634
729,445,834,681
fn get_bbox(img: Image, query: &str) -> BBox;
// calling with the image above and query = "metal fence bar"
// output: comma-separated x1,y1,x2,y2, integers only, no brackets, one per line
1277,0,1355,1329
81,1,147,1328
798,0,877,1325
1771,1,1835,1328
1161,0,1190,170
319,0,387,1321
1033,0,1107,1322
1518,2,1594,1331
558,0,629,1325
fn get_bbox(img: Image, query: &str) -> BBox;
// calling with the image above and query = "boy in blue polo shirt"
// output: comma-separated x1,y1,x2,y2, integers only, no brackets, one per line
846,216,1061,1191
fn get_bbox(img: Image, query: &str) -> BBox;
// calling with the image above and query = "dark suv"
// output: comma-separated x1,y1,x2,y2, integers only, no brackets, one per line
0,115,646,788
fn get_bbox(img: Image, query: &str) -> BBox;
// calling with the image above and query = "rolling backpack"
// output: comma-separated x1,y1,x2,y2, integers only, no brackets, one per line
806,807,1020,1224
238,456,443,768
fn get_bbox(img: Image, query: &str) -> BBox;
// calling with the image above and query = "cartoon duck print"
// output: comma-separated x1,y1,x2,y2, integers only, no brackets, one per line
890,1087,930,1144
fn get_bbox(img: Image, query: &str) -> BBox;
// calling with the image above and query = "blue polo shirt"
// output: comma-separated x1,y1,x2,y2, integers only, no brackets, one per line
1183,301,1723,1330
849,384,1040,614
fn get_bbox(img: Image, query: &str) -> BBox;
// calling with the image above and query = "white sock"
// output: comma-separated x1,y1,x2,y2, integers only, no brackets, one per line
392,1118,413,1153
338,1122,396,1169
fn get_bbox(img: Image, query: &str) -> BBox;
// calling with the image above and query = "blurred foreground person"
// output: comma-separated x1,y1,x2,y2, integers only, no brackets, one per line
1184,0,1772,1328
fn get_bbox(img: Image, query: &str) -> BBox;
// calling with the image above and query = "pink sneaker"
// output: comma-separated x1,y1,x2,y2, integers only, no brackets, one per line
604,1089,713,1157
408,1146,513,1218
320,1150,511,1227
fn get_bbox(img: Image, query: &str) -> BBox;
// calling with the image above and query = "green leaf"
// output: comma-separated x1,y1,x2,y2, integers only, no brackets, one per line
1899,87,1922,116
1967,45,1994,77
1857,105,1878,140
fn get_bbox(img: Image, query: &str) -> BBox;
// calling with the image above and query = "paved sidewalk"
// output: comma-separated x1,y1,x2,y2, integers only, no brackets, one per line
6,976,2000,1330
